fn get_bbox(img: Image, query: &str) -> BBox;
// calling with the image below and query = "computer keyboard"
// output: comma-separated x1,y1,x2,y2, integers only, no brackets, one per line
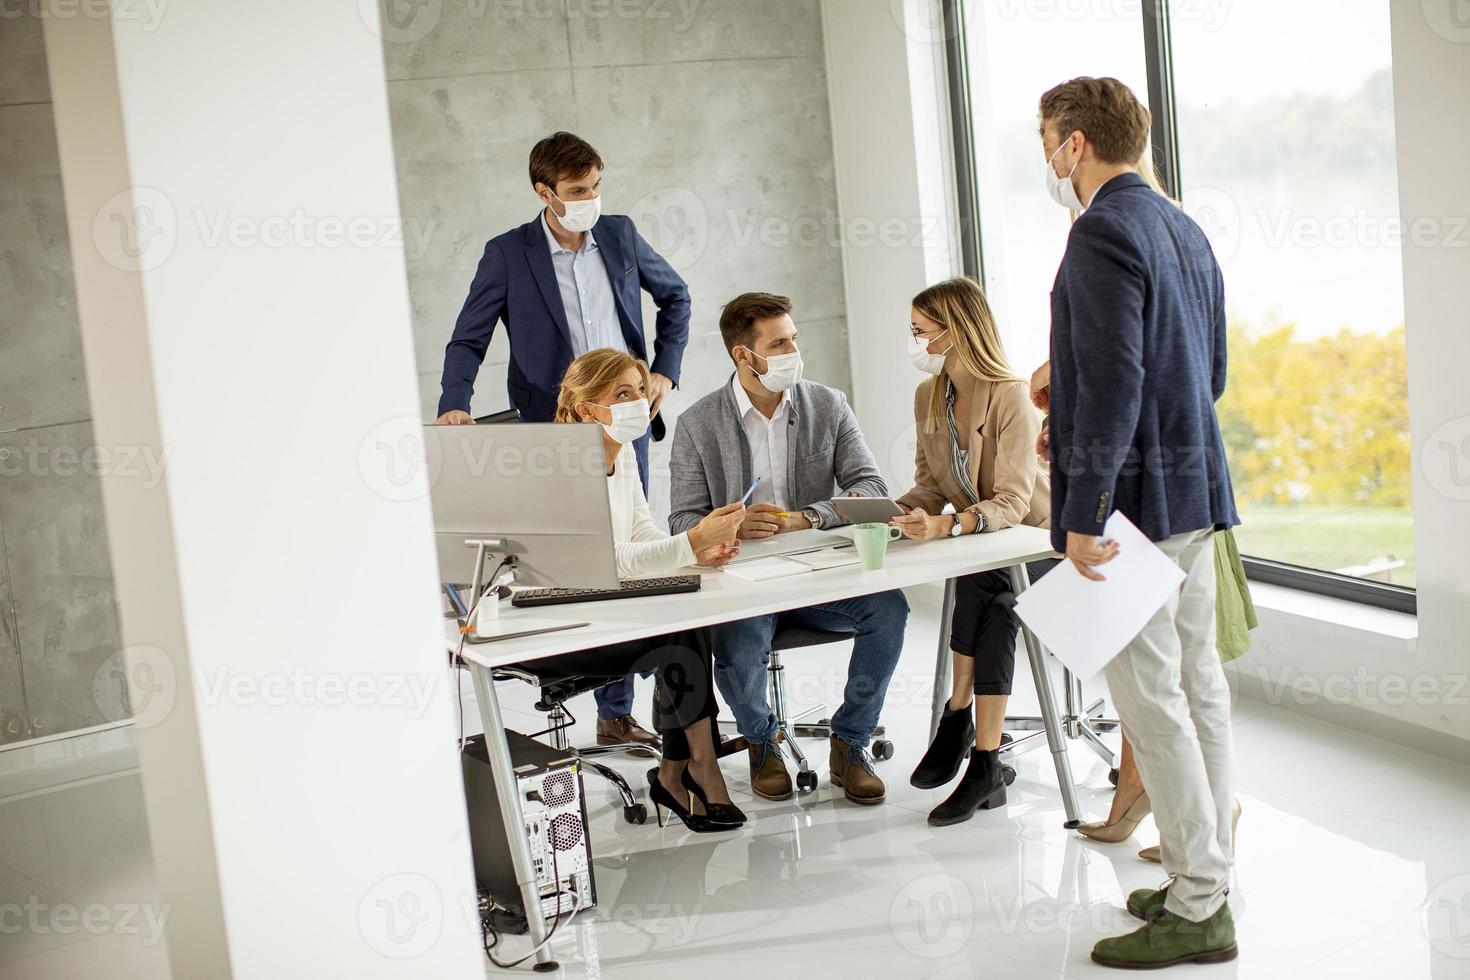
509,574,702,608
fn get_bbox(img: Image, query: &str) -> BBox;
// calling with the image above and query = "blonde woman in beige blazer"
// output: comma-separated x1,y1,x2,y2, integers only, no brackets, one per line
891,277,1053,827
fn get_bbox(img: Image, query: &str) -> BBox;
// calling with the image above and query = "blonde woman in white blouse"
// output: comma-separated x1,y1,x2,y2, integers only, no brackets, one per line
515,349,747,832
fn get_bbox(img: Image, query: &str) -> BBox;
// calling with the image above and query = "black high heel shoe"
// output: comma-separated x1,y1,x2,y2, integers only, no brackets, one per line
680,768,746,826
645,769,728,833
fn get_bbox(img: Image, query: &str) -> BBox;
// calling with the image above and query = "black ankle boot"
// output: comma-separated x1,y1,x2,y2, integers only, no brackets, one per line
910,703,975,789
927,748,1005,826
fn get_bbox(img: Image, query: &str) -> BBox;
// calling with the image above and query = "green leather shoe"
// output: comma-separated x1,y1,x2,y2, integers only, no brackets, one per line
1126,881,1171,921
1092,903,1237,969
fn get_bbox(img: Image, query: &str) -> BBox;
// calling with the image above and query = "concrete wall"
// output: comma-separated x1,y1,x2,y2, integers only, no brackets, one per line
380,0,851,517
0,11,125,746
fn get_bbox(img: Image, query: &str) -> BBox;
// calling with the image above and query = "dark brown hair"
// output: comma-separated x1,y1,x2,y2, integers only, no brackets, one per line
719,292,792,355
528,132,603,192
1038,77,1151,165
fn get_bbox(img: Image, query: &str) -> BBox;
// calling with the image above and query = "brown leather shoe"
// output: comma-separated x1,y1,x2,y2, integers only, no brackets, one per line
748,742,793,801
829,736,885,805
596,715,662,750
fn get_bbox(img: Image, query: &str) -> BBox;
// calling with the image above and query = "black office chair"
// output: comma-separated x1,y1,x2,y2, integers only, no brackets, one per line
717,624,893,794
448,647,654,824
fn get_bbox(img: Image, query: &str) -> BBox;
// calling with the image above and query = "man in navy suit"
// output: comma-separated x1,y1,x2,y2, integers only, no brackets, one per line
435,132,691,749
1038,78,1241,969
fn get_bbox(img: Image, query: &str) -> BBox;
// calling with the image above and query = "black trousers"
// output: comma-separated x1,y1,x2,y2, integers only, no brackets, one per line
948,559,1059,697
517,627,717,761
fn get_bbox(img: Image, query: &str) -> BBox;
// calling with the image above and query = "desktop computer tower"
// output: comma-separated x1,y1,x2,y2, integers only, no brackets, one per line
461,730,597,921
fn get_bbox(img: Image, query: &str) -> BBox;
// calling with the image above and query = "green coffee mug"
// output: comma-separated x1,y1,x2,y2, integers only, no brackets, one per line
852,522,903,570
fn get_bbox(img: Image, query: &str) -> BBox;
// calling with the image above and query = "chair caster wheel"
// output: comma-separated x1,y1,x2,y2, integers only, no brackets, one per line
796,770,818,793
624,804,648,825
1108,768,1120,788
1002,766,1016,786
872,739,894,761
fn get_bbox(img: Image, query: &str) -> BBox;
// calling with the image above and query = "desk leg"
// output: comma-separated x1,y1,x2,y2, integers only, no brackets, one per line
928,577,957,742
469,664,557,970
1007,564,1083,829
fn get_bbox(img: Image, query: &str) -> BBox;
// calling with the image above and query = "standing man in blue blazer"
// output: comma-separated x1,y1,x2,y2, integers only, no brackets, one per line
1038,78,1241,969
434,131,691,750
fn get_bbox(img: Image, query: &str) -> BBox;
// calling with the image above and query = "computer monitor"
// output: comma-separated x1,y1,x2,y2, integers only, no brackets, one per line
425,422,620,591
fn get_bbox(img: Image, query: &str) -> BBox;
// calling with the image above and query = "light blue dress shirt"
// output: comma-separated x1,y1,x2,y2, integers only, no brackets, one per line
542,212,626,357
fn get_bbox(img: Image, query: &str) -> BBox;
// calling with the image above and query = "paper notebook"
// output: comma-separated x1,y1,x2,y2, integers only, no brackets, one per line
721,548,861,582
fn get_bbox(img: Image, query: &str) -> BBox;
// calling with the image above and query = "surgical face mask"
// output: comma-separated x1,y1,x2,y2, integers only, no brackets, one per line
1045,137,1084,211
551,191,602,233
908,330,950,375
742,346,804,393
591,397,650,444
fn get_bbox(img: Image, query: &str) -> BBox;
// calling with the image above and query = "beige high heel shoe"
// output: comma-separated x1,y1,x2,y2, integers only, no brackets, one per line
1077,792,1152,843
1139,799,1241,862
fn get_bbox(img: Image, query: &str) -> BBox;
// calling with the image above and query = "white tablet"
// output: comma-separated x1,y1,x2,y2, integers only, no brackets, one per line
829,496,906,524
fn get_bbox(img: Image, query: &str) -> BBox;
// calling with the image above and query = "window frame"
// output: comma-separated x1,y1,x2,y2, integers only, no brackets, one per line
940,0,1417,614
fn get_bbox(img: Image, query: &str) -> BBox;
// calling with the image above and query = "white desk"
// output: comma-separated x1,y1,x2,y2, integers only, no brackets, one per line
457,525,1077,970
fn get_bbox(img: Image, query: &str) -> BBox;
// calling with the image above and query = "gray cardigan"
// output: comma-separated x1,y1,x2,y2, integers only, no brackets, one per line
667,377,888,535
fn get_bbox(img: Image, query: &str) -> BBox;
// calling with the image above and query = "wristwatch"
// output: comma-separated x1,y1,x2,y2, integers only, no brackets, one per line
801,507,823,529
948,510,985,537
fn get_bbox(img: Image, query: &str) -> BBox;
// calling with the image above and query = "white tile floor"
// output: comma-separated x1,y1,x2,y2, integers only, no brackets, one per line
2,596,1469,978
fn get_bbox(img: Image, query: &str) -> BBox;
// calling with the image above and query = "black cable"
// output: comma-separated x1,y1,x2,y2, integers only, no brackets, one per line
484,823,568,969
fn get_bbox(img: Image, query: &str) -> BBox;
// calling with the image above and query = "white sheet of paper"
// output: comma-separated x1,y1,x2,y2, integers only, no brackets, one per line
1013,512,1186,680
726,528,850,564
720,556,814,583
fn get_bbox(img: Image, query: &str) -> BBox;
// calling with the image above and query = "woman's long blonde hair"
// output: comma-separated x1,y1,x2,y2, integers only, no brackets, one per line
912,277,1021,433
554,348,650,422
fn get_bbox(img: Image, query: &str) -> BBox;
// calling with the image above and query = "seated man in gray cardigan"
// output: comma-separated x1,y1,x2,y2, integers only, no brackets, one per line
669,292,909,805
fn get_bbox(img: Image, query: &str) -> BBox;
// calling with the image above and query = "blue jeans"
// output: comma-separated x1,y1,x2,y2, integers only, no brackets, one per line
591,430,654,721
708,590,909,748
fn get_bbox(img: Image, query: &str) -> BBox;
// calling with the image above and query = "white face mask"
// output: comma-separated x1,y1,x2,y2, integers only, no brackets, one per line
551,191,602,234
1045,136,1085,211
908,330,950,375
590,397,650,444
742,346,804,393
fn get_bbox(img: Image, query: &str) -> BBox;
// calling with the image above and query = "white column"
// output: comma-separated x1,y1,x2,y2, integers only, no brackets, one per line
822,0,961,492
42,4,485,978
1389,0,1470,744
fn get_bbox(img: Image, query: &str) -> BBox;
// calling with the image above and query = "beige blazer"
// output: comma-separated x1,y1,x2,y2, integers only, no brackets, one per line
895,372,1051,531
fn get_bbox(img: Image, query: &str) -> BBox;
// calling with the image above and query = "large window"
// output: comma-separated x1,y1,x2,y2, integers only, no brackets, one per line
957,2,1149,377
1172,2,1413,590
949,0,1415,607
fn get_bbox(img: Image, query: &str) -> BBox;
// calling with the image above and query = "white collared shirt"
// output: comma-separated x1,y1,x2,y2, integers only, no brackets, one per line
606,444,695,578
541,212,625,356
731,374,791,508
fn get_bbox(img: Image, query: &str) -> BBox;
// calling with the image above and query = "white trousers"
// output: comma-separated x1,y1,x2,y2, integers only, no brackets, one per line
1102,528,1234,921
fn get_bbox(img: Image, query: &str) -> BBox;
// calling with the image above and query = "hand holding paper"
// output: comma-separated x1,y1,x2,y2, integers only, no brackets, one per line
1014,513,1186,680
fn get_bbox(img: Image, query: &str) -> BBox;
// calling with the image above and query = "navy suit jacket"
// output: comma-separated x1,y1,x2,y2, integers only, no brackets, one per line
437,212,691,441
1048,172,1239,553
